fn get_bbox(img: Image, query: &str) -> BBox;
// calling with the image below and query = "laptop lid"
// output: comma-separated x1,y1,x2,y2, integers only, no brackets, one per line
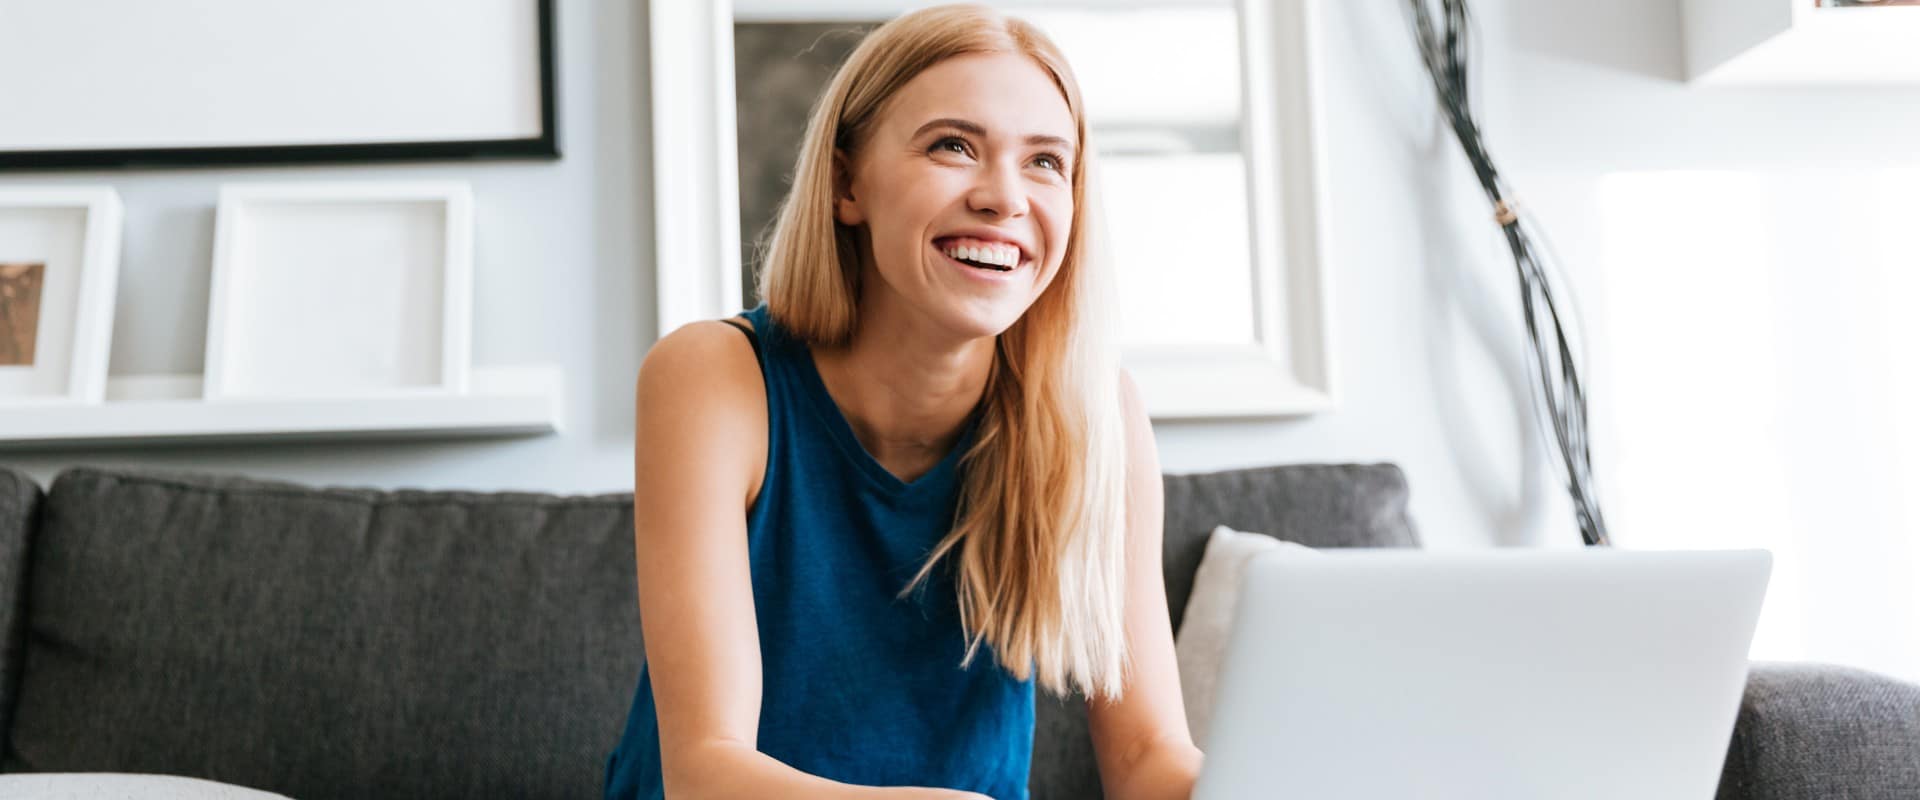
1192,547,1772,800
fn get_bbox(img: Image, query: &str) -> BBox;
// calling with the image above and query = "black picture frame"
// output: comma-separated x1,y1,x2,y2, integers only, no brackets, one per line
0,0,559,172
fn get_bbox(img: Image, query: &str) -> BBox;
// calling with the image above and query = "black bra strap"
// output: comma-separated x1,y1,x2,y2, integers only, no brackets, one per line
721,316,762,361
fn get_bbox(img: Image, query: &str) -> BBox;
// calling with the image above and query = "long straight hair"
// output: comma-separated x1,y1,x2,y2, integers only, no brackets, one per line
757,4,1131,700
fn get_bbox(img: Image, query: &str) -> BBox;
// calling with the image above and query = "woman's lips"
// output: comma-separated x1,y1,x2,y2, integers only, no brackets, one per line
936,245,1029,282
933,235,1028,269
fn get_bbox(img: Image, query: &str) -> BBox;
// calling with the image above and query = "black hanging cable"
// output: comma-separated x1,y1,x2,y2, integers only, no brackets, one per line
1407,0,1612,547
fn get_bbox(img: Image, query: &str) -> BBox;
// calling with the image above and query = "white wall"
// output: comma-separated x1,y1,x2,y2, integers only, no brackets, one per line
6,1,1916,592
1152,0,1591,551
1158,0,1920,567
1475,0,1920,681
1,0,651,494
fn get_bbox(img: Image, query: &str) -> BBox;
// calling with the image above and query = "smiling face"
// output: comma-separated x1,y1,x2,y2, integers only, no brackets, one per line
833,51,1079,342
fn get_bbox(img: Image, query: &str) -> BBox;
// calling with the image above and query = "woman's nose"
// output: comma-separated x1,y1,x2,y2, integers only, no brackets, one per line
967,160,1030,219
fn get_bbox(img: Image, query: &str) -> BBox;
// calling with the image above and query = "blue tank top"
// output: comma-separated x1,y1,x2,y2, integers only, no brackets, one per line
603,303,1036,800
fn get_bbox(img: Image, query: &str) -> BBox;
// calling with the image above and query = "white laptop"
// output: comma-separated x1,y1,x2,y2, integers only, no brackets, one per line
1192,547,1772,800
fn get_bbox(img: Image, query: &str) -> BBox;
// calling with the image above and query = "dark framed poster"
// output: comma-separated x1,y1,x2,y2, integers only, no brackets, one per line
0,0,558,170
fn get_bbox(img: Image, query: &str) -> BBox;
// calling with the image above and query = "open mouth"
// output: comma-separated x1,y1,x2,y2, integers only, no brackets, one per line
934,237,1026,273
951,253,1015,272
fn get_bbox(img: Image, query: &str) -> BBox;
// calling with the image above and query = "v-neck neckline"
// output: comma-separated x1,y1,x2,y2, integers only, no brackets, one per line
796,342,978,497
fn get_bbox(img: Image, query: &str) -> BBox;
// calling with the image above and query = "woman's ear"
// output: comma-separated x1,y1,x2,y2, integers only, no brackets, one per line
832,148,865,226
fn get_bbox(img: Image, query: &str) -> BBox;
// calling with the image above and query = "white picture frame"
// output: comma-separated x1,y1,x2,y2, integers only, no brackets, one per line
650,0,1338,419
204,182,474,401
0,0,558,169
0,187,123,408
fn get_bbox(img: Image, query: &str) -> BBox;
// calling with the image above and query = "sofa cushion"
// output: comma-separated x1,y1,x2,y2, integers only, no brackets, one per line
5,466,640,800
1030,462,1419,800
0,465,41,744
1175,525,1320,749
1716,661,1920,800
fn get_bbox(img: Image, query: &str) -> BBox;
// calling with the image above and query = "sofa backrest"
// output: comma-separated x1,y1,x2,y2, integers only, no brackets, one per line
0,466,41,746
0,461,1417,799
6,466,641,800
1158,462,1421,634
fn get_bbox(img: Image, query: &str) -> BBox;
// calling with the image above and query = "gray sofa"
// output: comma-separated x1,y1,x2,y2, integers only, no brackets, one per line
0,463,1914,799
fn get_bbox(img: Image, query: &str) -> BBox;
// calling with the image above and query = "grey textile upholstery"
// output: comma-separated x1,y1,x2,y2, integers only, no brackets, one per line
1028,462,1420,800
5,466,640,800
1716,662,1920,800
1158,462,1420,635
4,461,1914,800
0,467,39,743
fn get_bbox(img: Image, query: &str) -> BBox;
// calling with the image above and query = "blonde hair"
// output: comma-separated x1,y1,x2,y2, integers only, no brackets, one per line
756,4,1131,700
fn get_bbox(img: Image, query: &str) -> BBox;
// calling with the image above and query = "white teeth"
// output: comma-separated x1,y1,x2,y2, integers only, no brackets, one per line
944,241,1021,266
942,241,1020,268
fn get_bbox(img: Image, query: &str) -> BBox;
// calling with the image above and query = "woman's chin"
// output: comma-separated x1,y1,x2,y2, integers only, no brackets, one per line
939,301,1028,341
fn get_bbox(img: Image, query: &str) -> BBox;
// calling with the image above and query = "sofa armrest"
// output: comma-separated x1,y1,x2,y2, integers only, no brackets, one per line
1717,661,1920,800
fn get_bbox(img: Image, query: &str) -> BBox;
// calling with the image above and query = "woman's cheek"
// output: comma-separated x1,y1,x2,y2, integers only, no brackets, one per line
1043,201,1072,263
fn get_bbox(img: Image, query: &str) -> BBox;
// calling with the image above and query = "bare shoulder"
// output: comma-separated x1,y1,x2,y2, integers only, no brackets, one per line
635,318,768,506
1118,366,1144,417
1116,366,1161,484
637,318,761,402
1117,367,1154,442
636,315,764,412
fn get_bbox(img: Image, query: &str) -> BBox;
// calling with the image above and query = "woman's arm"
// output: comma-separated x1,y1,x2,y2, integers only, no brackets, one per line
633,322,987,800
1085,370,1206,800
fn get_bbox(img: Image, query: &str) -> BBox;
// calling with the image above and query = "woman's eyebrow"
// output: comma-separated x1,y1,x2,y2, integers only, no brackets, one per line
912,117,1076,154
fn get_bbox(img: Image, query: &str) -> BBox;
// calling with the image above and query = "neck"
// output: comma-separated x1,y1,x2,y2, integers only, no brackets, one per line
812,285,994,474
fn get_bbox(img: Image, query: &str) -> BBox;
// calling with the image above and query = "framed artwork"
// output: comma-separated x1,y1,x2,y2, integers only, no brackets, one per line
0,0,558,169
204,182,474,401
652,0,1337,418
0,187,123,407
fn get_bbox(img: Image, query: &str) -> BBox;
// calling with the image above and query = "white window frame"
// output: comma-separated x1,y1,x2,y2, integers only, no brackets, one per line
649,0,1337,419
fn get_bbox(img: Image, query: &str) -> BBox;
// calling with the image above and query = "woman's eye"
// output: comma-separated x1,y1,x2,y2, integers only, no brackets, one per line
932,137,970,156
1034,153,1064,172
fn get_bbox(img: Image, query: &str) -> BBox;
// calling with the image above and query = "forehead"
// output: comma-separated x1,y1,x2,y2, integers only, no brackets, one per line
878,52,1076,145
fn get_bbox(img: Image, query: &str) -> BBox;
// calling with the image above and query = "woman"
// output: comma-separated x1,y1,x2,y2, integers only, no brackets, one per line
604,5,1203,798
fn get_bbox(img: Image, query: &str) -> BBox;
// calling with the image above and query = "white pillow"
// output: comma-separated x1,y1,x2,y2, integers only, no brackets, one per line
0,774,293,800
1173,524,1321,749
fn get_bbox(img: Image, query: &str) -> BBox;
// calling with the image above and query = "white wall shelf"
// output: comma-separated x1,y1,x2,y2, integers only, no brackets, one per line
0,364,563,450
1684,0,1920,84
